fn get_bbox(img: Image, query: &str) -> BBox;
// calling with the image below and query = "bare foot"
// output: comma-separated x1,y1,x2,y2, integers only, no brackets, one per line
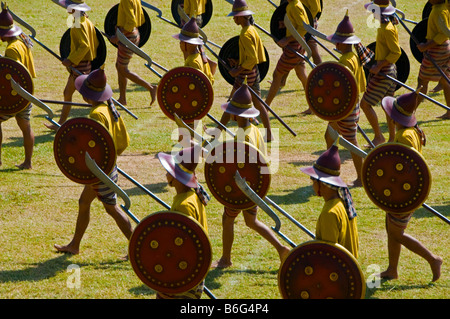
379,268,398,280
211,257,232,269
437,112,450,120
431,256,443,282
149,85,157,106
430,83,442,93
279,246,291,263
15,162,32,170
349,179,362,188
44,122,60,131
300,109,312,115
54,243,79,255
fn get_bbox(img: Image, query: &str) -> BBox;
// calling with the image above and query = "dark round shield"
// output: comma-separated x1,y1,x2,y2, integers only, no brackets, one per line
270,1,314,44
362,143,432,214
422,2,432,20
171,0,213,28
104,3,151,48
278,240,365,299
129,211,212,295
157,66,214,123
60,27,107,71
218,36,270,86
409,19,428,63
305,61,358,121
0,57,33,115
204,141,271,210
53,117,117,185
365,42,410,91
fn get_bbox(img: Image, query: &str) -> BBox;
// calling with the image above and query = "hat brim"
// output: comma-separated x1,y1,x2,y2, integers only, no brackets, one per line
172,33,204,45
301,166,347,188
326,33,361,45
364,3,396,16
158,152,198,188
381,96,417,127
221,102,260,118
59,0,91,11
0,25,22,37
74,74,113,102
227,10,254,17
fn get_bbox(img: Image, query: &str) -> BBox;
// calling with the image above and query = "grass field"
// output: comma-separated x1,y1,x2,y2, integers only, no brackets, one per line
0,0,448,300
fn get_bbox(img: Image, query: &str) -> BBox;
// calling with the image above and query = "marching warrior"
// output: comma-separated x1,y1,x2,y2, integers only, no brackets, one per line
224,0,273,142
156,145,210,299
109,0,157,107
45,0,98,131
301,143,359,258
211,80,290,269
380,90,443,282
0,6,36,169
416,0,450,119
265,0,311,115
360,0,401,146
54,68,133,256
301,0,323,65
324,11,367,187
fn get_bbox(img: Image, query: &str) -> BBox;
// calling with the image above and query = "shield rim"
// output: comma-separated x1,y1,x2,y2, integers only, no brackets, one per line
218,35,270,86
128,210,212,295
278,240,366,299
156,66,214,123
204,141,271,210
103,3,152,48
53,117,117,185
59,27,107,71
305,61,359,121
409,19,428,64
0,57,34,115
361,142,432,214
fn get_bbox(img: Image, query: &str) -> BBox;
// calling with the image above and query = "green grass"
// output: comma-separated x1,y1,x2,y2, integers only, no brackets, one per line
0,0,448,300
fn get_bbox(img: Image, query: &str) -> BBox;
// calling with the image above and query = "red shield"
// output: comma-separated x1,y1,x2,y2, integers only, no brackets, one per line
129,211,212,294
362,143,431,214
278,240,365,299
204,141,271,210
306,61,358,121
0,57,33,115
53,117,117,184
157,67,213,123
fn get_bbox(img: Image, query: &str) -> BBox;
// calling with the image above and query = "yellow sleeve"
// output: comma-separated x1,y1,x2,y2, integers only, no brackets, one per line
5,40,36,78
316,206,342,244
117,0,144,32
239,26,266,70
286,2,308,37
67,27,90,65
377,24,401,63
428,9,450,44
339,53,366,94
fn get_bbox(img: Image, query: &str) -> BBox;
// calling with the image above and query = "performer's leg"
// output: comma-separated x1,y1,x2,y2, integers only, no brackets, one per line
265,68,285,106
54,185,97,255
437,76,450,119
211,209,235,269
103,203,133,240
15,117,34,169
294,64,310,115
359,99,385,146
252,94,273,142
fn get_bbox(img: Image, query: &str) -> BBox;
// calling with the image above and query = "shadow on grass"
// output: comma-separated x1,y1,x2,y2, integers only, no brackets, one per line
414,203,450,223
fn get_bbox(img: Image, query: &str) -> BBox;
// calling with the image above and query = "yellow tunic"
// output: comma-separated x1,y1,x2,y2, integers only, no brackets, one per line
239,25,266,71
375,21,401,64
185,53,214,85
183,0,206,17
67,16,99,66
394,127,422,154
301,0,321,18
427,3,450,45
286,0,309,38
89,102,130,156
117,0,145,32
171,190,208,234
5,38,36,78
340,51,367,94
316,198,359,258
235,124,267,156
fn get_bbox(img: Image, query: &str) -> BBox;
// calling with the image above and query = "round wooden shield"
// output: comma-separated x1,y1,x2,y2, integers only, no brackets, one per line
53,117,117,185
422,2,432,20
171,0,213,28
305,61,358,121
157,67,213,123
129,211,212,295
60,27,107,71
365,42,410,91
204,141,271,210
409,19,428,64
278,240,365,299
218,36,270,86
270,1,314,44
104,3,151,48
0,57,33,115
362,143,432,214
